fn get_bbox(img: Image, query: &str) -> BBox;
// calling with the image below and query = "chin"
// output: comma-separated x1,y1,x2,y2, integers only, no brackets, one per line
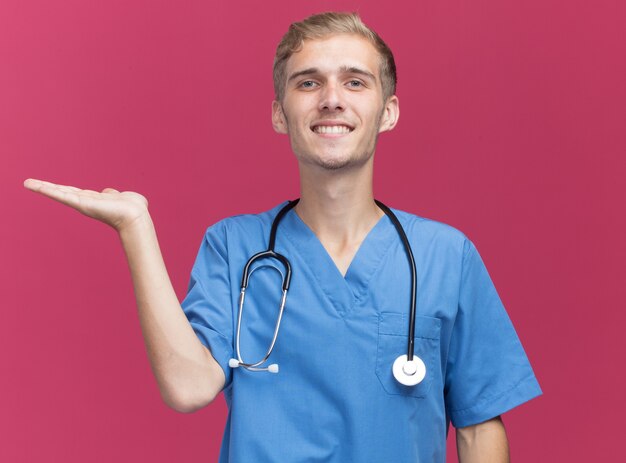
296,147,372,172
316,158,353,170
311,155,371,171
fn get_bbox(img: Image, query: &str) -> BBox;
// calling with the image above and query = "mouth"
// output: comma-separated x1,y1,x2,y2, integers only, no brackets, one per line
311,123,354,135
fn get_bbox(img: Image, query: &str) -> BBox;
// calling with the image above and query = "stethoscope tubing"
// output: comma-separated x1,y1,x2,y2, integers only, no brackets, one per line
231,198,422,383
374,200,418,363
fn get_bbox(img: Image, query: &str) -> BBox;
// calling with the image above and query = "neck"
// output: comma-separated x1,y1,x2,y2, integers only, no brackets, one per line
295,160,383,243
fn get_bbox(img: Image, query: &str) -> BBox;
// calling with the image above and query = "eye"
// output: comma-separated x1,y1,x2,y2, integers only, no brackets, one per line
347,79,364,88
299,80,318,89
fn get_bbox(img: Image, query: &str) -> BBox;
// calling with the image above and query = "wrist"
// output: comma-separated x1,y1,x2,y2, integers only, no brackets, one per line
118,211,154,241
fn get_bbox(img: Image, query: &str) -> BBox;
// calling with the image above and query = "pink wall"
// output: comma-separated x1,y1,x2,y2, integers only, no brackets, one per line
2,0,624,461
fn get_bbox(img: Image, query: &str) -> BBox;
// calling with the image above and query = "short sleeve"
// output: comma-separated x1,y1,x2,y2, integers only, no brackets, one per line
445,240,542,428
181,222,235,389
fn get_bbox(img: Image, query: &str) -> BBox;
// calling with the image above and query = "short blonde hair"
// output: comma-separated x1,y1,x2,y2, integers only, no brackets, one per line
273,12,397,101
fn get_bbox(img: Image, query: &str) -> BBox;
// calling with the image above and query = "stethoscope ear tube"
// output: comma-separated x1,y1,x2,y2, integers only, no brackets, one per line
232,284,288,372
240,250,292,291
232,199,299,373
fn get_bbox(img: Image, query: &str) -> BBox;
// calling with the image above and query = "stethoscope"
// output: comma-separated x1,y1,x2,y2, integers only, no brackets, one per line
228,199,426,386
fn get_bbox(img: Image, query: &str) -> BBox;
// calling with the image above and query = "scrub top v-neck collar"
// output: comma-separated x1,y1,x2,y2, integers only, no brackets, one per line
280,207,397,317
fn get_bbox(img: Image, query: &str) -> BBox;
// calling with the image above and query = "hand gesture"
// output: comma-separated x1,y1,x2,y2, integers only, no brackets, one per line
24,178,150,233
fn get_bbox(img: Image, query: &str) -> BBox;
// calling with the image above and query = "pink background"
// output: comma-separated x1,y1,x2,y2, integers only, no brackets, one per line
2,0,624,461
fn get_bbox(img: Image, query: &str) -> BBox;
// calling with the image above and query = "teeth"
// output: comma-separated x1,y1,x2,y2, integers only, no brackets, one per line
313,125,351,134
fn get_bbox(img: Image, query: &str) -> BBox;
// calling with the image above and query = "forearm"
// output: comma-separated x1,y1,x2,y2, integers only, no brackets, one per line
456,416,510,463
119,214,224,412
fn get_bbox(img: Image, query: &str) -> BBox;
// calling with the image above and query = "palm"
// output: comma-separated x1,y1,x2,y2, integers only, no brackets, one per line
24,178,149,232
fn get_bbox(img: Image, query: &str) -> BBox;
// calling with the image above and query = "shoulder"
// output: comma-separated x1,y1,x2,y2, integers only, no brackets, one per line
191,203,289,263
390,207,472,256
201,202,289,246
392,209,469,246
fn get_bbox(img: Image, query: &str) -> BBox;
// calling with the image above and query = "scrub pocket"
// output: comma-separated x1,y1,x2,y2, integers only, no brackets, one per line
375,312,441,398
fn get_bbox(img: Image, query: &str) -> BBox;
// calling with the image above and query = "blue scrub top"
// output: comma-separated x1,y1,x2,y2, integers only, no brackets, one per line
182,203,542,462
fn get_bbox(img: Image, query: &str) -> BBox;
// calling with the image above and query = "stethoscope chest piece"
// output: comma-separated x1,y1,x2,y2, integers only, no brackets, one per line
392,354,426,386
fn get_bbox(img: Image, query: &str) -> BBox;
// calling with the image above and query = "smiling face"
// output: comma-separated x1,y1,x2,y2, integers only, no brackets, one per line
272,34,399,172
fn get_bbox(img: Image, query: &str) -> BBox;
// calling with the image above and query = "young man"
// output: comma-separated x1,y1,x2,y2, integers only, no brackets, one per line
25,12,541,463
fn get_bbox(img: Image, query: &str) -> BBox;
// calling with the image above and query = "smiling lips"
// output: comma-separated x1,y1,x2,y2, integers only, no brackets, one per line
311,123,354,135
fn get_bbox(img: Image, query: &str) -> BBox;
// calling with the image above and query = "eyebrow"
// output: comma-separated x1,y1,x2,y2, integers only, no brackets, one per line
287,66,377,83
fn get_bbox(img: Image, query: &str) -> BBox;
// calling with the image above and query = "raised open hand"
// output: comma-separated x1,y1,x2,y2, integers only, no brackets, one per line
24,178,150,233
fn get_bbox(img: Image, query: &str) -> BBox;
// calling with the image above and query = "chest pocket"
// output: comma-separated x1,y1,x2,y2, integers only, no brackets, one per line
375,312,441,398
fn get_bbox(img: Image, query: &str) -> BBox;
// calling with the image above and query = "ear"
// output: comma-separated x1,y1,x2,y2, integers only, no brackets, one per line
378,95,400,133
272,100,288,134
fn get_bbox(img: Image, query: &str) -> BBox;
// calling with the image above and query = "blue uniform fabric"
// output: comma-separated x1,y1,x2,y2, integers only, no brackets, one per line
182,203,542,462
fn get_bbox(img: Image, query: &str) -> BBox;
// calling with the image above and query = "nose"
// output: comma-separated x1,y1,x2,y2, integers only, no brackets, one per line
318,81,344,112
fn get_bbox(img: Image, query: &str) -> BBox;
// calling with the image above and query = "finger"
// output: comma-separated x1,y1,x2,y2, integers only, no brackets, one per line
24,178,50,191
102,188,119,193
25,179,97,198
24,179,86,209
31,182,81,197
24,178,81,193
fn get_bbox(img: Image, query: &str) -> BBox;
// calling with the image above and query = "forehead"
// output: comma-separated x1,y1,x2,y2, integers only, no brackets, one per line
285,33,381,77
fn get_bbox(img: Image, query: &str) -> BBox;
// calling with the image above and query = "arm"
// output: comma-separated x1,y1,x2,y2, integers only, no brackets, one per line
456,416,510,463
24,179,225,412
